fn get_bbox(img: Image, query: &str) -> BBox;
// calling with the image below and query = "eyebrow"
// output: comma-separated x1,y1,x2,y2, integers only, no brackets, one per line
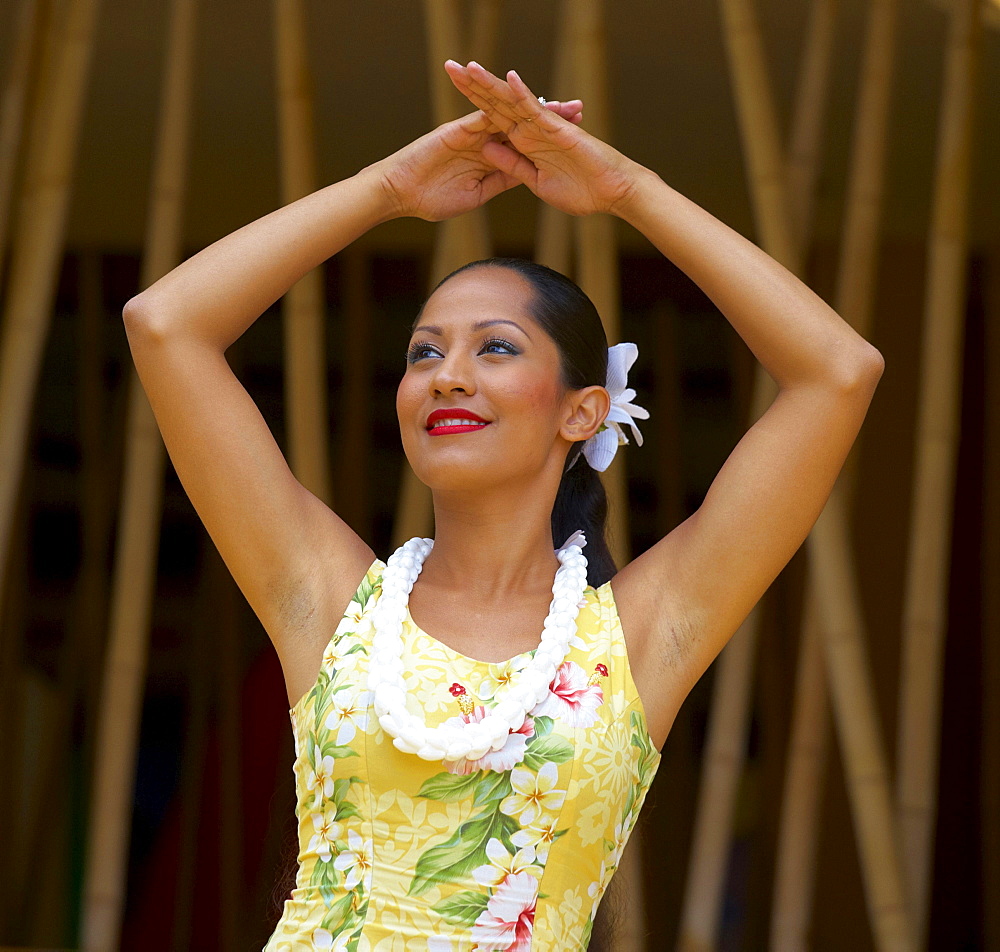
411,319,533,340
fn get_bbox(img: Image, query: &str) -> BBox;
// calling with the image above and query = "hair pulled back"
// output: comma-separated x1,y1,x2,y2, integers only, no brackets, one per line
426,257,617,588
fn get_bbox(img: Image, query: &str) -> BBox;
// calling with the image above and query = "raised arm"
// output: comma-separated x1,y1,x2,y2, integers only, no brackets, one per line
122,105,578,705
446,61,884,746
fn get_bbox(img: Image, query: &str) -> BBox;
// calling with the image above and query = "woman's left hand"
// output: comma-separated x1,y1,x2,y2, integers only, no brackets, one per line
445,60,644,217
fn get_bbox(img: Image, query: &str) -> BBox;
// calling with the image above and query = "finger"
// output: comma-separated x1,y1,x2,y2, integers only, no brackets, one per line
547,101,582,122
481,139,538,188
478,167,522,203
544,99,584,113
465,61,545,128
455,108,492,134
445,63,519,134
506,69,547,115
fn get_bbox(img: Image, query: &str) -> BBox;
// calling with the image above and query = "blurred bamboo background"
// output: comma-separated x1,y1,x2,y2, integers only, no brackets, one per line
0,0,997,950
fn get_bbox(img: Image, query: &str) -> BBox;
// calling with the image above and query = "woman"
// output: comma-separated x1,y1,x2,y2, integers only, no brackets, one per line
123,61,883,951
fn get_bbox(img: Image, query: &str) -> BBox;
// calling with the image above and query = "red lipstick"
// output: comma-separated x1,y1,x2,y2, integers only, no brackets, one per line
426,407,491,435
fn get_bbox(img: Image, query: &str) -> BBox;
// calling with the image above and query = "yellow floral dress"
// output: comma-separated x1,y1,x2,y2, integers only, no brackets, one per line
263,558,661,952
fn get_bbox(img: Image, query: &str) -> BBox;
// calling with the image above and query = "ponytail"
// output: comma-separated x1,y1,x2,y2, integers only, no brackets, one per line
551,450,616,588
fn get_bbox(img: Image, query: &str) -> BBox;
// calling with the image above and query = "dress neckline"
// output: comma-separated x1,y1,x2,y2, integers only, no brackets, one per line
403,602,541,669
390,557,597,668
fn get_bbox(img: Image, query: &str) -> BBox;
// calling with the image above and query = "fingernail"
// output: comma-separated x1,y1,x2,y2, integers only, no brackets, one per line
469,60,480,68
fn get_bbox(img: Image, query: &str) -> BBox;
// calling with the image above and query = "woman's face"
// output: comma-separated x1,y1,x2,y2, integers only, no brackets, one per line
396,267,590,494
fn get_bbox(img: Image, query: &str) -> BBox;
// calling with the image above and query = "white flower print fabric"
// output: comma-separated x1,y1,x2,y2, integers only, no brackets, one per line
263,560,661,952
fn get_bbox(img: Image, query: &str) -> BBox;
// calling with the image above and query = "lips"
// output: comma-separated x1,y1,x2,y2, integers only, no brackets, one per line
426,407,491,435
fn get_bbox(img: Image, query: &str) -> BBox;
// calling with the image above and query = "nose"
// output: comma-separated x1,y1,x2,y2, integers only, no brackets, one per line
428,350,476,397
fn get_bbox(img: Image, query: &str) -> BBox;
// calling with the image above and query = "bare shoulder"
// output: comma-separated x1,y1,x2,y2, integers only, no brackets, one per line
609,543,704,749
262,520,377,708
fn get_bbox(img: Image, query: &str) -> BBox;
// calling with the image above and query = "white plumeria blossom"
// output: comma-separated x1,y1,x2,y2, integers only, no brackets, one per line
308,808,342,863
581,342,650,472
334,829,374,890
588,860,616,919
500,762,567,826
325,689,373,745
472,836,542,888
306,754,337,805
510,814,561,864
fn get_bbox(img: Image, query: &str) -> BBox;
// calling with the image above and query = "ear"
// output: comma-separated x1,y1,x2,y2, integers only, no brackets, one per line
560,385,610,444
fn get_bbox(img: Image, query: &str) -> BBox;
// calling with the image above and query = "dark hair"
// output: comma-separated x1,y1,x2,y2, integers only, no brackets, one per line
423,257,617,588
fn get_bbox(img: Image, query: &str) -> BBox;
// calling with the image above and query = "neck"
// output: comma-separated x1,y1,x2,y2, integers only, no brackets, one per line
421,485,564,599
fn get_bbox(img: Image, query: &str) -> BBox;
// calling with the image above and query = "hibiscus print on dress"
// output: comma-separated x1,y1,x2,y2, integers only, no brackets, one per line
470,871,538,952
531,660,604,728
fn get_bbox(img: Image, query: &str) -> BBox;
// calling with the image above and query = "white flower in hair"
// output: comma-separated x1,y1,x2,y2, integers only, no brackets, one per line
582,342,650,472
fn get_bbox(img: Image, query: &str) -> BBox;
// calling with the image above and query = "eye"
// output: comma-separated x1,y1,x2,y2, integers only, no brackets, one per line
483,337,518,354
404,337,520,364
405,341,441,363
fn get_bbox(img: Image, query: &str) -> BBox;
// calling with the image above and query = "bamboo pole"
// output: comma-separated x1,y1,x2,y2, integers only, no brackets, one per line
831,0,902,340
0,3,88,934
0,0,43,277
170,546,213,952
677,612,759,952
468,0,502,66
79,0,197,947
772,1,901,946
769,598,830,952
274,0,332,504
392,0,495,545
0,0,101,653
895,1,981,946
784,0,838,256
535,0,575,275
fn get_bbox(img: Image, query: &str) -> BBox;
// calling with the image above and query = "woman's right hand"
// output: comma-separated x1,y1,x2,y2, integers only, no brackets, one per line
369,99,584,222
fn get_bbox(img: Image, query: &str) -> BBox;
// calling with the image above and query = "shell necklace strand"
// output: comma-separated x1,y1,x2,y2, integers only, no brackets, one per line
367,531,589,764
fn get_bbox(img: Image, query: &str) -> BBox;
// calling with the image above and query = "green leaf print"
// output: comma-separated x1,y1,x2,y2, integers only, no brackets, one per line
417,770,512,808
473,771,513,808
522,734,574,771
432,890,490,925
332,776,361,802
409,808,519,896
321,889,356,931
630,710,658,784
417,771,483,802
532,715,555,737
335,800,361,821
355,574,376,610
621,710,660,819
321,743,360,760
312,854,341,908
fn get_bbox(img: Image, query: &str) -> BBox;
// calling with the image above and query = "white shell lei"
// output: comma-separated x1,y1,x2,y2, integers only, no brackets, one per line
367,531,589,764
